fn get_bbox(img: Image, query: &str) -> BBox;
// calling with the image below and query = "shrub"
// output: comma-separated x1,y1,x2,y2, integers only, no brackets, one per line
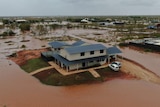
19,23,30,32
119,43,129,47
21,45,26,48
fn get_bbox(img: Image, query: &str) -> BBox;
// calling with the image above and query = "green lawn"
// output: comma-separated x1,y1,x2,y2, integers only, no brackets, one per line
33,68,102,86
34,67,121,86
41,70,101,86
21,58,50,73
35,67,120,86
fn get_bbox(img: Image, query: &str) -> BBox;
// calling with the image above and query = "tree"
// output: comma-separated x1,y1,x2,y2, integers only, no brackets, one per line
19,23,30,33
2,19,10,24
36,25,48,35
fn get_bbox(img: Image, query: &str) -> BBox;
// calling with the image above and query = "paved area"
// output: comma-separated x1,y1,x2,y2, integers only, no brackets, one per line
48,61,92,76
88,69,100,78
48,61,109,78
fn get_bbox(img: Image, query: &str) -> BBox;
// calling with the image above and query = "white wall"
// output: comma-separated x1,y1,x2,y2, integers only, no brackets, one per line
68,58,106,71
67,50,106,61
59,49,68,59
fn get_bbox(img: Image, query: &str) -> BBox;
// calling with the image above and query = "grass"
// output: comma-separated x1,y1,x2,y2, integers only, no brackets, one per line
21,58,50,73
144,48,153,52
96,67,128,81
38,70,101,86
33,67,126,86
119,42,129,47
21,58,129,86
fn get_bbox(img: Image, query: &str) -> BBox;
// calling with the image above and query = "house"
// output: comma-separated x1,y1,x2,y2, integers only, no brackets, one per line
147,25,157,29
81,18,90,23
42,40,122,71
0,22,3,26
15,19,27,23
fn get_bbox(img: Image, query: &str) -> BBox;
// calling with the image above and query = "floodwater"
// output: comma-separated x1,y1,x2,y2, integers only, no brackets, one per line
121,47,160,76
1,61,160,107
1,31,160,107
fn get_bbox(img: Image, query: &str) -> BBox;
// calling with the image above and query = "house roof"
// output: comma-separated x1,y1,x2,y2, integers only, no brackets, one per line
107,46,122,55
72,40,86,46
48,41,69,48
65,44,107,54
52,54,106,66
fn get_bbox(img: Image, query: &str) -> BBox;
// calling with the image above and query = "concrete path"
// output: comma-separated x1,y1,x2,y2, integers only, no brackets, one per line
29,66,54,75
89,69,100,78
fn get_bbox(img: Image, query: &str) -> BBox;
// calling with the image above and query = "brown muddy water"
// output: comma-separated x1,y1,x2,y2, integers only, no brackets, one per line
1,33,160,107
1,60,160,107
121,47,160,76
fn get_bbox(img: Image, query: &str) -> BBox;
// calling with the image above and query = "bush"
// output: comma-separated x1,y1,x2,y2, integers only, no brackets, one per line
144,49,153,52
21,45,26,48
97,39,106,43
19,23,30,32
119,43,129,47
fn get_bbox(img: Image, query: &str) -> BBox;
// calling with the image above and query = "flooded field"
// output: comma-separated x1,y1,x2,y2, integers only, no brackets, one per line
1,29,160,107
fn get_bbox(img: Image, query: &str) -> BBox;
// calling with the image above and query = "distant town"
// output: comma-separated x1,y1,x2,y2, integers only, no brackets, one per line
1,16,160,43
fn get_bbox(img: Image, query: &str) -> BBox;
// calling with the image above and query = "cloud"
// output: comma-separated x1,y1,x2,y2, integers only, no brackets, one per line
120,0,158,6
0,0,160,16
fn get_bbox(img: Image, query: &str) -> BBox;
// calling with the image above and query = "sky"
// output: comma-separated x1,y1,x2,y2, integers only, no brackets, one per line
0,0,160,16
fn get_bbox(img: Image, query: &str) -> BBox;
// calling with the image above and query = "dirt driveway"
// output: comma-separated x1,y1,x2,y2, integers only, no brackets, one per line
121,59,160,84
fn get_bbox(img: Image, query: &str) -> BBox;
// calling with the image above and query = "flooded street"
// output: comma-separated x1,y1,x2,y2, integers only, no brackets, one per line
1,30,160,107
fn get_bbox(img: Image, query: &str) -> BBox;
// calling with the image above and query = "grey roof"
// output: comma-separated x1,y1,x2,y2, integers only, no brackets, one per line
52,54,106,66
107,46,122,55
72,40,86,46
65,44,107,54
41,51,57,57
48,41,69,48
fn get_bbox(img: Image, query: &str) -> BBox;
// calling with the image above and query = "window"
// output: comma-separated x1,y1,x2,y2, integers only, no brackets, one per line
101,58,105,61
90,51,94,55
80,52,85,56
90,61,94,63
100,50,104,53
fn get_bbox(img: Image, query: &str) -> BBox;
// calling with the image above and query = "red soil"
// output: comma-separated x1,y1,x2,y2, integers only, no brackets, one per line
9,48,49,66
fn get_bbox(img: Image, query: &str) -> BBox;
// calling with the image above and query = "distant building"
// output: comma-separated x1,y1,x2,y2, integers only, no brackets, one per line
113,21,125,25
15,19,27,23
99,22,114,26
130,38,160,51
81,18,90,23
147,25,157,29
156,24,160,29
0,22,3,25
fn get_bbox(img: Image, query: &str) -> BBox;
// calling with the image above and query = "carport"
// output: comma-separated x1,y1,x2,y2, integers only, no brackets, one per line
106,46,122,63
